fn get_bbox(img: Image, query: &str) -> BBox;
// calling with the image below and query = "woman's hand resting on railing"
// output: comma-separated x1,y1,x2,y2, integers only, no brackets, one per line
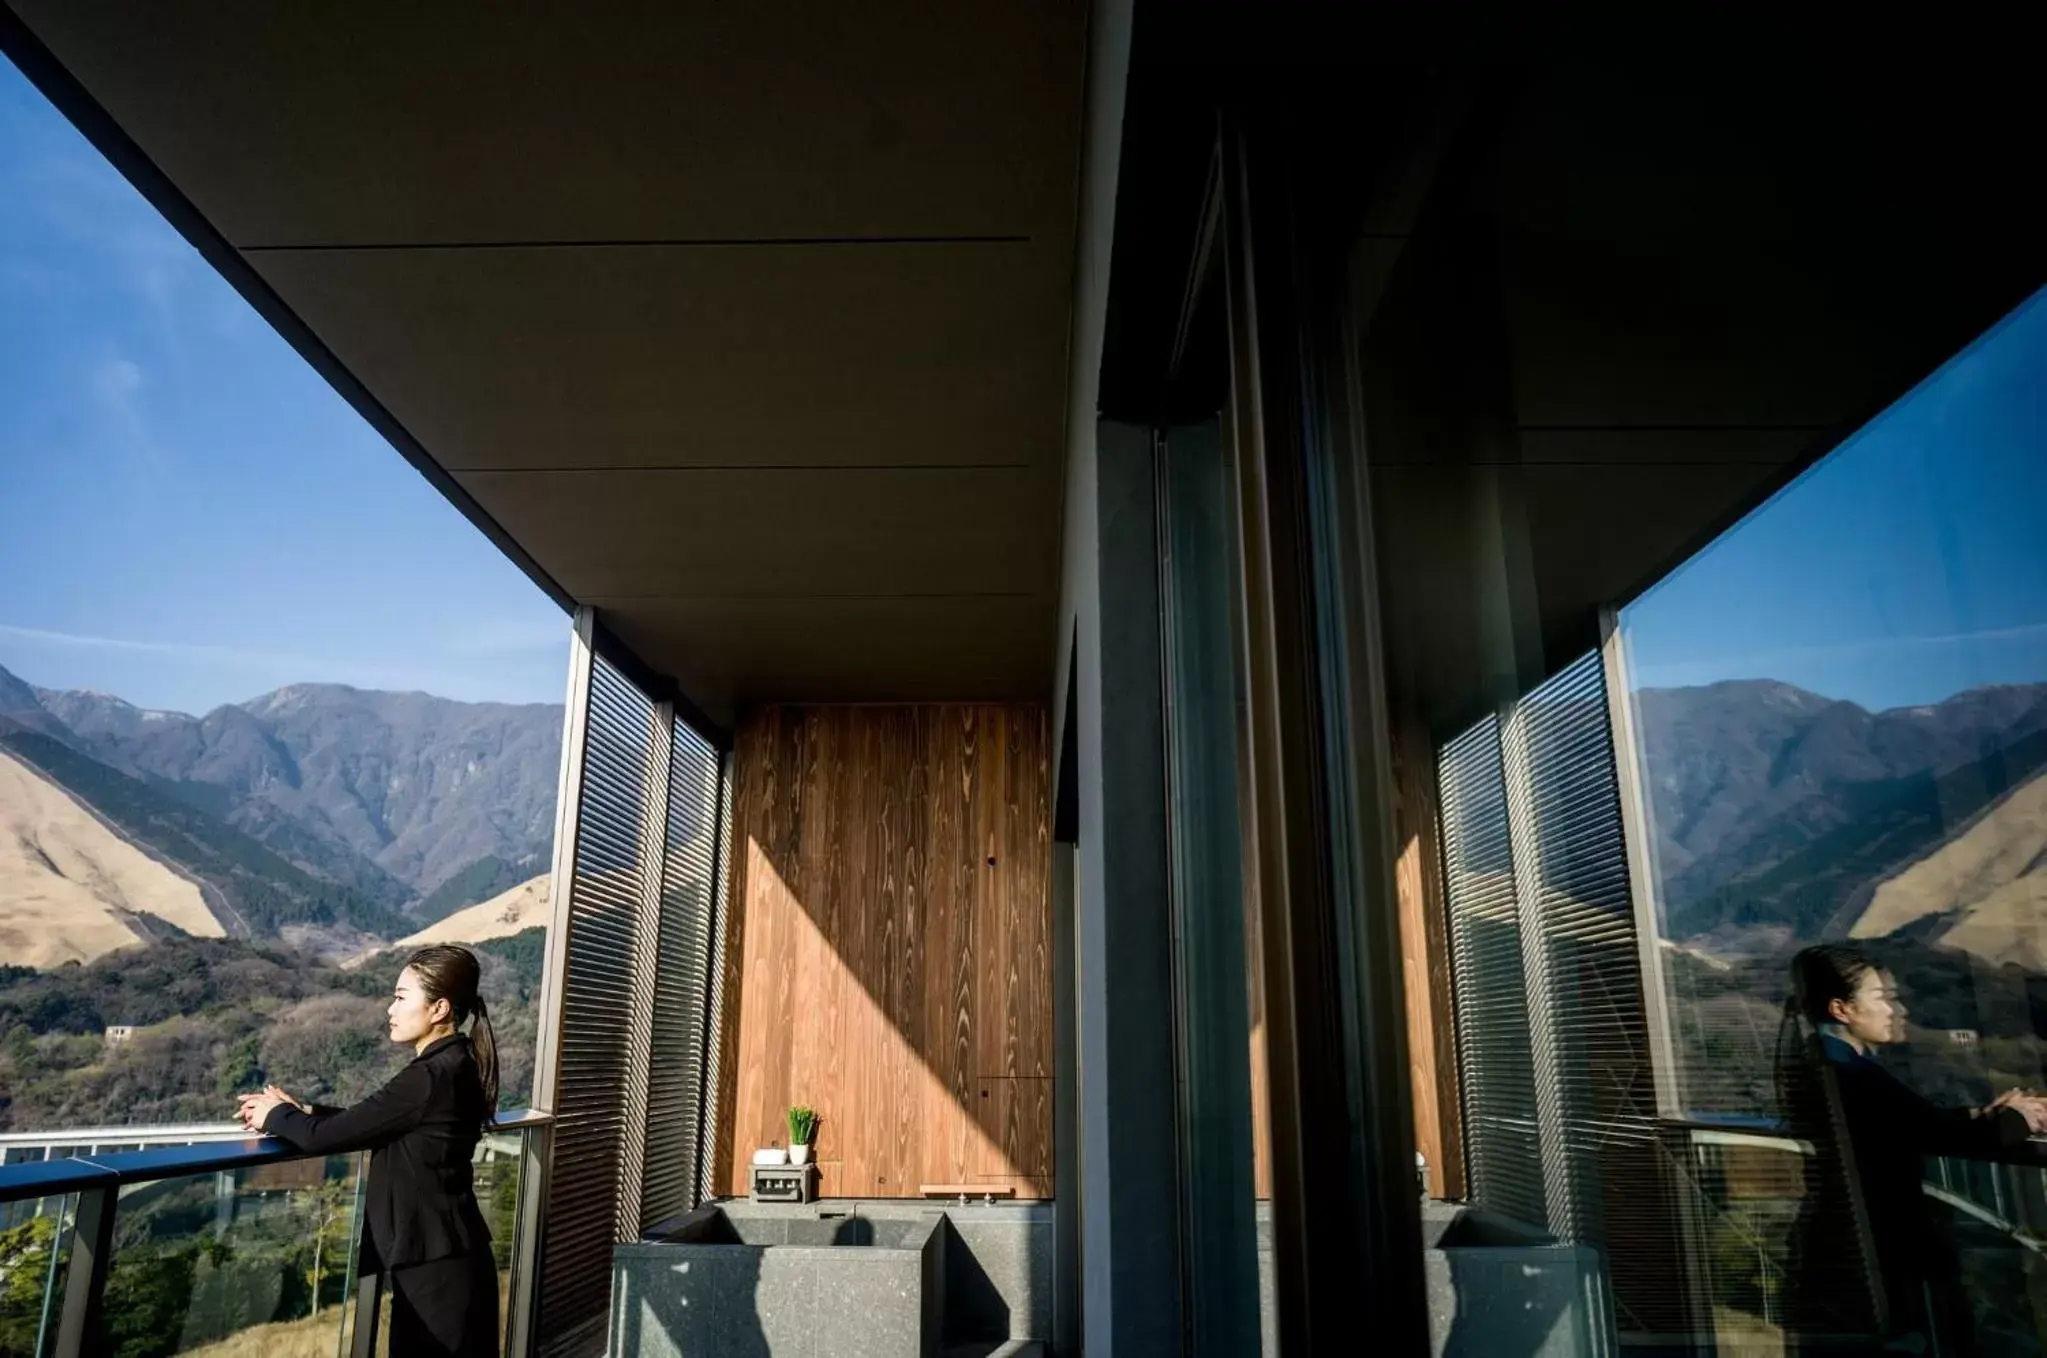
1983,1088,2047,1136
235,1084,310,1133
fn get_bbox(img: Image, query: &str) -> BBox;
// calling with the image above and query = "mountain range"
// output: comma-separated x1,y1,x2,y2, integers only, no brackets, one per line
0,661,560,960
1634,677,2047,962
6,656,2041,975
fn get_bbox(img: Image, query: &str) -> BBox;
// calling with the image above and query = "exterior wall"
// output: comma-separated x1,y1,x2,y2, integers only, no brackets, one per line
715,704,1053,1199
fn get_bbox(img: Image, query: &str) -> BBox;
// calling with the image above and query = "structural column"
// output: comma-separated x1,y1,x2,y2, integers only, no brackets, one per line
1062,419,1185,1353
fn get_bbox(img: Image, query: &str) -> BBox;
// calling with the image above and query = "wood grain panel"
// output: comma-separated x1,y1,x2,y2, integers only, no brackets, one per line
717,704,1052,1199
1393,716,1465,1200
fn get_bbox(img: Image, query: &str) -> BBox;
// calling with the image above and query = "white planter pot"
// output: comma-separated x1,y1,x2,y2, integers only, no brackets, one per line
790,1143,812,1165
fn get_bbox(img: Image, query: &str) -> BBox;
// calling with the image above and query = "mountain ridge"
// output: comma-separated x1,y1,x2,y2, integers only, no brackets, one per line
1635,677,2047,947
0,662,562,902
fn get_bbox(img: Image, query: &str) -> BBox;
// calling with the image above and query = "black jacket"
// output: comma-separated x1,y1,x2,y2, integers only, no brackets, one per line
262,1033,494,1270
1821,1035,2032,1325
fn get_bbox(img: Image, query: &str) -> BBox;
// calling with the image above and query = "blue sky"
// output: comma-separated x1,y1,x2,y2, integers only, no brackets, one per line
0,59,569,715
1620,285,2047,712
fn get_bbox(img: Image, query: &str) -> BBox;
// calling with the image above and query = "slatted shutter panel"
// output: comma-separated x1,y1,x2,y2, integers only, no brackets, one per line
1438,717,1548,1230
531,636,733,1357
1499,651,1687,1334
638,720,723,1229
538,655,665,1355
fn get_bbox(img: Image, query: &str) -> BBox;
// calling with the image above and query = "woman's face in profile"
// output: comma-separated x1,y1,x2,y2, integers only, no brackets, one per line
388,966,446,1045
1830,968,1908,1047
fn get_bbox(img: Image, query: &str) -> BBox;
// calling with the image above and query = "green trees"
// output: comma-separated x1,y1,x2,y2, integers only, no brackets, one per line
92,1164,364,1358
0,928,544,1131
0,1212,62,1357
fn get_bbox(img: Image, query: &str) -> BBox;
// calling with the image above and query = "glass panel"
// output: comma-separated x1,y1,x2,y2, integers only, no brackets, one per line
1615,285,2047,1351
331,1126,526,1358
0,50,562,1147
0,1193,73,1358
475,1124,526,1355
99,1155,362,1357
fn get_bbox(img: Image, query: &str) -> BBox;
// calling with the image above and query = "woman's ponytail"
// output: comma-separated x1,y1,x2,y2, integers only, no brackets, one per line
469,993,501,1125
404,943,500,1126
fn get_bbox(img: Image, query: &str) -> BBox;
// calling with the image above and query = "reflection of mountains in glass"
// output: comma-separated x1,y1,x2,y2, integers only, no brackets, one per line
1639,678,2047,965
1639,678,2047,1118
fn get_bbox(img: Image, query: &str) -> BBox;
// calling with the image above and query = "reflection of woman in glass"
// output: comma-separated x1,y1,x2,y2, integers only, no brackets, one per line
1779,944,2047,1352
234,945,502,1357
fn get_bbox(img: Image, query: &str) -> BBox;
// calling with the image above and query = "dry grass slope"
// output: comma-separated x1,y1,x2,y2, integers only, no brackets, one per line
0,746,223,967
176,1310,345,1358
1853,767,2047,969
176,1275,508,1356
396,874,550,949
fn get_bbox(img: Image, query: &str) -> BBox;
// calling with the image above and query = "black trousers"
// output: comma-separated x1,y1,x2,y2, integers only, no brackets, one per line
387,1246,500,1357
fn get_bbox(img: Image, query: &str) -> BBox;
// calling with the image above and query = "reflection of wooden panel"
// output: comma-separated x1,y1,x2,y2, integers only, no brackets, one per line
1245,774,1272,1201
242,1159,326,1192
1249,1023,1272,1201
1718,1143,1806,1201
719,705,1052,1199
1393,717,1465,1200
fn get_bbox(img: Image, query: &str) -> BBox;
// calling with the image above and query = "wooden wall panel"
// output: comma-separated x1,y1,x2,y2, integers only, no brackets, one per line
714,704,1052,1199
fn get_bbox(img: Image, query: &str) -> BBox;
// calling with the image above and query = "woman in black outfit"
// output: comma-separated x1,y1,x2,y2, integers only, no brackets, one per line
237,944,501,1357
1780,944,2047,1353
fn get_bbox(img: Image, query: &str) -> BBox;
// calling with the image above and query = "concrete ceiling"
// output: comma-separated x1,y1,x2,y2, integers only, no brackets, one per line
7,2,1086,726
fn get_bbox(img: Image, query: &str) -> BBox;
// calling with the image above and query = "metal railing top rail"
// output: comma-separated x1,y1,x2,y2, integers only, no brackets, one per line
0,1121,263,1147
0,1107,550,1204
1667,1113,2047,1159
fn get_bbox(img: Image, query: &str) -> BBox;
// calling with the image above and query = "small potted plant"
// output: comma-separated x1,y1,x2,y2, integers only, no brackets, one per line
787,1105,819,1166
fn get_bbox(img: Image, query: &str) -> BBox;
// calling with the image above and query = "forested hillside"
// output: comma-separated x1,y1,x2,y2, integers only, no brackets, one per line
0,930,546,1132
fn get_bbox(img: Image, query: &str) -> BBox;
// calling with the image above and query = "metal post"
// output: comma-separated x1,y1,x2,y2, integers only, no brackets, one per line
690,749,734,1211
347,1266,382,1358
31,1192,69,1358
1599,610,1684,1119
530,605,597,1121
1220,112,1428,1353
51,1185,115,1358
334,1151,370,1358
508,606,596,1358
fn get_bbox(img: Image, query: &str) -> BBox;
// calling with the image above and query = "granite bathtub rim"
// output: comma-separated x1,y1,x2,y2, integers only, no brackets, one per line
638,1204,945,1251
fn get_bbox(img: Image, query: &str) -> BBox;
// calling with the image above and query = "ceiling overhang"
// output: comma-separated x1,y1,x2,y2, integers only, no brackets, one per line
4,3,1088,727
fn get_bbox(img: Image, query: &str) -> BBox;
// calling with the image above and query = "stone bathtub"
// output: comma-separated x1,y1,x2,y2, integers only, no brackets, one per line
611,1204,945,1358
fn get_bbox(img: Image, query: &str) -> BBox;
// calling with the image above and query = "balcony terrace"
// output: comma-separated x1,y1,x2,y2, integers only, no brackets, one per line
4,7,2045,1358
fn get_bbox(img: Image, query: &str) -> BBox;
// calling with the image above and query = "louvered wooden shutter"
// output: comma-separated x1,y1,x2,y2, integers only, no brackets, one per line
638,720,724,1227
534,652,730,1356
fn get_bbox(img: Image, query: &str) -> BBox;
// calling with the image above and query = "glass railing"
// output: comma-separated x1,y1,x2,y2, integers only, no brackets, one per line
1924,1153,2047,1355
1668,1118,2047,1353
0,1193,74,1357
0,1110,546,1358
